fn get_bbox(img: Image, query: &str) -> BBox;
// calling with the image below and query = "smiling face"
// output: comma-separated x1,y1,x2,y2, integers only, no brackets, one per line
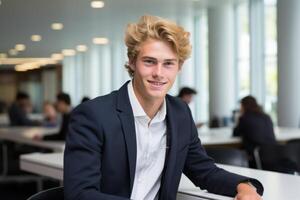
130,39,181,104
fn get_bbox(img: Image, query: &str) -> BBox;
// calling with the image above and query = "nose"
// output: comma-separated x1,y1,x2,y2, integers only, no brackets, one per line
152,64,163,78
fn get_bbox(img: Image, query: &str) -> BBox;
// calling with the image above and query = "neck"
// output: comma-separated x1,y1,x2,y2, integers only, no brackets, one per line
140,98,164,120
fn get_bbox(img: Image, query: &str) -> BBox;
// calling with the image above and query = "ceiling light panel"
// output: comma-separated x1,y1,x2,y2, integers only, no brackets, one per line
91,1,105,8
51,23,64,30
31,35,42,42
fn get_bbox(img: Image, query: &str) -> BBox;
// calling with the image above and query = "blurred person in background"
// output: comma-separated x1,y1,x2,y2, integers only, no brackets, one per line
43,101,58,127
178,87,204,128
42,92,72,140
233,95,276,167
8,91,41,126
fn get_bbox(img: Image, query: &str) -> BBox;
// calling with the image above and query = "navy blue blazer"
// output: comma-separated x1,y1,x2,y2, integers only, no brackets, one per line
64,82,263,200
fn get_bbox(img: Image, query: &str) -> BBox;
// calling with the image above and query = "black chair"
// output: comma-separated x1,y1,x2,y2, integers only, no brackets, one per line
27,186,64,200
254,144,300,175
205,147,249,167
287,139,300,145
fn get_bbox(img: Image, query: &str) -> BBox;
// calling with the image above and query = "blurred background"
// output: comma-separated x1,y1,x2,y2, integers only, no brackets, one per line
1,0,294,127
1,0,300,199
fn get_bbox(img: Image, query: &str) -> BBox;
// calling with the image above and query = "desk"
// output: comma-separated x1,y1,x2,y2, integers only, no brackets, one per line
0,127,64,151
20,152,300,200
199,126,300,146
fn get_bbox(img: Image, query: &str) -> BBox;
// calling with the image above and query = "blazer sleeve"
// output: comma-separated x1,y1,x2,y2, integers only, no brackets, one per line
64,104,129,200
182,106,263,197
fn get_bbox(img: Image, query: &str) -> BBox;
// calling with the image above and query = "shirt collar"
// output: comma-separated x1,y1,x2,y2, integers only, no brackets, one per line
127,80,166,123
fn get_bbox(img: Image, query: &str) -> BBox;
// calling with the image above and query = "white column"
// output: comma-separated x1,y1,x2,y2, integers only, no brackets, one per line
111,39,126,91
98,45,112,95
177,2,195,89
277,0,300,127
208,4,235,123
81,51,90,97
249,0,265,104
62,56,76,106
194,11,209,122
74,53,83,105
88,45,101,98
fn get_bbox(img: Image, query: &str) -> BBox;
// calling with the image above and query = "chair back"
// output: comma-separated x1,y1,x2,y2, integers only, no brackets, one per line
27,186,64,200
287,139,300,145
205,147,249,167
254,144,300,174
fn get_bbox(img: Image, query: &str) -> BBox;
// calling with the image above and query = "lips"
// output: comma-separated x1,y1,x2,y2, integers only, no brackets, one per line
147,80,167,90
148,80,166,86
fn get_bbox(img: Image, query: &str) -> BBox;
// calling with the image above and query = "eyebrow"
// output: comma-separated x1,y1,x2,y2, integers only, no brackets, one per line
141,56,177,62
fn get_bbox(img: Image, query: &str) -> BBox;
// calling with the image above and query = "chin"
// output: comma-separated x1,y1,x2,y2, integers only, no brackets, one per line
148,91,167,99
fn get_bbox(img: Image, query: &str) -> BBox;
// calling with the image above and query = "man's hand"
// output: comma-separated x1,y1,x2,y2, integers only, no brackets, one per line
235,182,262,200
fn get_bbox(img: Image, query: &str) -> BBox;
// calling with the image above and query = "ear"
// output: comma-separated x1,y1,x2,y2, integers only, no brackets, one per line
178,61,184,72
128,59,135,71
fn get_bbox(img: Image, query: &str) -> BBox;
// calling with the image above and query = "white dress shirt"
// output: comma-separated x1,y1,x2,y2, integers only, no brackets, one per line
128,81,167,200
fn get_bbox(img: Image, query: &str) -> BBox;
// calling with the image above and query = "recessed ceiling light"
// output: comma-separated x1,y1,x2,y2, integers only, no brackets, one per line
9,49,18,56
76,45,88,52
62,49,76,56
0,53,7,58
31,35,42,42
51,23,64,30
51,53,64,60
15,44,26,51
93,37,109,45
91,1,105,8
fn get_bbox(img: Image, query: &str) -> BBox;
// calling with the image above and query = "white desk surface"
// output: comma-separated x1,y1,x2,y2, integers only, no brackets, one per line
1,123,299,150
0,126,64,151
0,113,44,126
20,152,300,200
198,126,300,145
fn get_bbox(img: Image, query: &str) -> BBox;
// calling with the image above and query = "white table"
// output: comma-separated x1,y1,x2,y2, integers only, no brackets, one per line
198,126,300,146
0,127,64,151
0,126,64,179
20,152,300,200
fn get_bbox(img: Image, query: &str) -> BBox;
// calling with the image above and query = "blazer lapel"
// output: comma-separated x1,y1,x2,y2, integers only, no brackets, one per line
116,81,137,192
160,96,179,199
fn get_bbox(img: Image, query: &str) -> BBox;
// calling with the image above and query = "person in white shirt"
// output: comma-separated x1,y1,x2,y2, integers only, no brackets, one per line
64,15,263,200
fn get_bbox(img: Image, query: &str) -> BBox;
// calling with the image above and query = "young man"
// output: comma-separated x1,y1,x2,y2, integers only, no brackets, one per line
64,15,263,200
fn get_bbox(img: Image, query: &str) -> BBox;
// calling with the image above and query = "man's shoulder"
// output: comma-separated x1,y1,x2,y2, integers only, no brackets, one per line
73,91,118,114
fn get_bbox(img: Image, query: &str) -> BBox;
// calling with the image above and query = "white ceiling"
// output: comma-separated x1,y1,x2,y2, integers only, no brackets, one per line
0,0,244,60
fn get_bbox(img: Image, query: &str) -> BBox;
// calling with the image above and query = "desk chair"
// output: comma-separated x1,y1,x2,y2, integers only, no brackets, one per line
254,144,300,175
27,186,64,200
287,139,300,145
205,147,249,167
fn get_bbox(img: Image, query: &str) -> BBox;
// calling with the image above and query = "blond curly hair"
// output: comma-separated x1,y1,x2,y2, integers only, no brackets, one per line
124,15,192,77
